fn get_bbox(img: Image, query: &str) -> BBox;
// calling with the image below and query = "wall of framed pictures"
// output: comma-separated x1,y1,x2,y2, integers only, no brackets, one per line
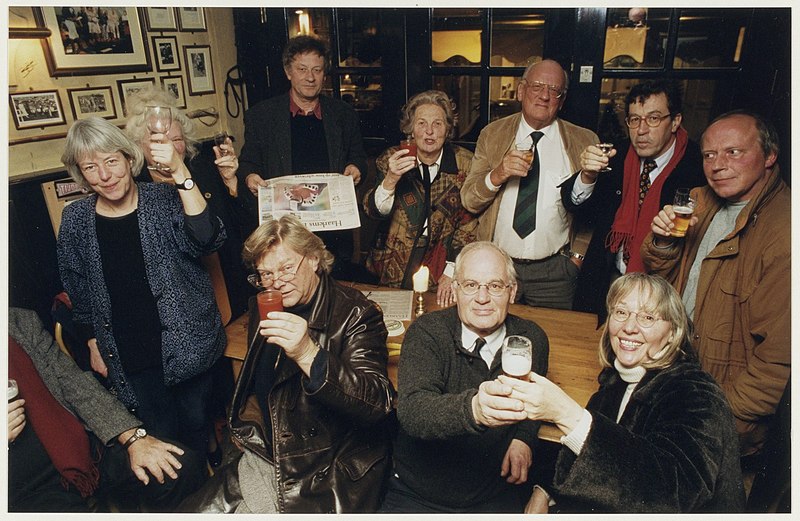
8,7,242,180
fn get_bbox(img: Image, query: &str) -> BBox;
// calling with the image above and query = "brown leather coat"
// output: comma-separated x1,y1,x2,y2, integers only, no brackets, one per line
229,274,395,512
641,169,790,455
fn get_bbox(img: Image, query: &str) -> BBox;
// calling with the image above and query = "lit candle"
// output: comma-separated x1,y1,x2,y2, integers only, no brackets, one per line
412,266,429,293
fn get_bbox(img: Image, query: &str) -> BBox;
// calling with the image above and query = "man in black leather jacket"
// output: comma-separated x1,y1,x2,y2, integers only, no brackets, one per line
180,215,395,513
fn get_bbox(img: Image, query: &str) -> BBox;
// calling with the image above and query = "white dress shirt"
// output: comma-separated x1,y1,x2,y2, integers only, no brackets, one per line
487,120,573,259
461,324,506,369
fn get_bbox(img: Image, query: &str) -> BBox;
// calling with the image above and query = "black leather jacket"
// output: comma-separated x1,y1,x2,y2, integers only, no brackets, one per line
228,273,395,512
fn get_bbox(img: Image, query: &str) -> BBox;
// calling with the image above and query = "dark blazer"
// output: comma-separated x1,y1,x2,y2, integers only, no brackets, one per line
552,355,746,512
561,139,705,321
238,93,368,186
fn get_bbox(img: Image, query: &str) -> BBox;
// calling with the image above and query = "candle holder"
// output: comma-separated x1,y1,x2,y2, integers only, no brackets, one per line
415,292,425,317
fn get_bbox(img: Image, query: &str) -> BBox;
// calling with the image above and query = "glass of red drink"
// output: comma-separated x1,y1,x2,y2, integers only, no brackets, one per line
257,289,284,320
400,138,417,166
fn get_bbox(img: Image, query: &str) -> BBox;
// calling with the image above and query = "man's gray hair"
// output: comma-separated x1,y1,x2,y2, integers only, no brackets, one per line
454,241,517,283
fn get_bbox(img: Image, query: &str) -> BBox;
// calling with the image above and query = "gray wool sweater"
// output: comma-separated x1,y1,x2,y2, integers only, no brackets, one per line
393,306,549,509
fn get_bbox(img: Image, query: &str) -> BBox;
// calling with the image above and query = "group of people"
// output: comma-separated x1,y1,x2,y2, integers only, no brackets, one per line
8,33,789,514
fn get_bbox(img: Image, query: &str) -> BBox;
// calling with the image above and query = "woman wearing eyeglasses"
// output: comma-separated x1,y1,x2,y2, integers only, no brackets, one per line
500,273,744,513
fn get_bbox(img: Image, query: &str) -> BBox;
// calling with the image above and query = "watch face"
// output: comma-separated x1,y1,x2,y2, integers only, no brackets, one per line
136,428,147,437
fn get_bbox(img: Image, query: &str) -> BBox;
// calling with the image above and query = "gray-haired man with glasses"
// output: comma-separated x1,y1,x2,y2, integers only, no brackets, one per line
561,79,705,323
462,59,598,310
383,241,549,513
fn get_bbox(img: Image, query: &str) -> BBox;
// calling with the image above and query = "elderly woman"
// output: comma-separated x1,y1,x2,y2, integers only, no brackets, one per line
363,90,477,304
181,214,394,513
56,117,226,455
125,86,254,317
498,273,745,513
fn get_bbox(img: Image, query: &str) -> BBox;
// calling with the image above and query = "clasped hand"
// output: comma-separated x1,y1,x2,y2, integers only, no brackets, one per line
148,133,182,173
490,149,532,186
651,204,699,238
579,144,617,176
382,148,418,190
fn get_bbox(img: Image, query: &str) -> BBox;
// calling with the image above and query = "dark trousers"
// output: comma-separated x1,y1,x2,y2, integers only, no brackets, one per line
9,425,205,512
513,254,579,310
379,473,525,513
128,366,214,453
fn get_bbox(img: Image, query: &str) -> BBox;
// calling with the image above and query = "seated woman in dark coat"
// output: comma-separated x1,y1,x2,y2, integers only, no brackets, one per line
498,272,745,513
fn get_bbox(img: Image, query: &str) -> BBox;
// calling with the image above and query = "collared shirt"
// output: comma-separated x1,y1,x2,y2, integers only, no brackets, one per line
461,323,507,369
289,94,323,119
488,120,572,259
374,149,443,236
570,139,678,274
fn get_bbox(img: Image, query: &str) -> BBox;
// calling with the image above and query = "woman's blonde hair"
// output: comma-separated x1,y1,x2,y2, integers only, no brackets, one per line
599,272,690,370
124,86,199,160
242,215,334,274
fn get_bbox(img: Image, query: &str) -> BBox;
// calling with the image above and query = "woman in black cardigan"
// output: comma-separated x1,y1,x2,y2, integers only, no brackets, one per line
500,273,745,513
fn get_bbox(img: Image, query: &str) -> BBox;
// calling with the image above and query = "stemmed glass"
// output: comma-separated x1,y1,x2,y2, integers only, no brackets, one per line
597,143,614,172
145,105,172,171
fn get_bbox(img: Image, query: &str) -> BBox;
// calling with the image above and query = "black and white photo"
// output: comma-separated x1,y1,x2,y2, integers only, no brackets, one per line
9,90,66,130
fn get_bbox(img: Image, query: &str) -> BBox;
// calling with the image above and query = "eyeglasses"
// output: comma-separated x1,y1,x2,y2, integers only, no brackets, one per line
247,255,305,289
625,114,672,129
610,307,664,328
523,80,566,99
454,280,512,297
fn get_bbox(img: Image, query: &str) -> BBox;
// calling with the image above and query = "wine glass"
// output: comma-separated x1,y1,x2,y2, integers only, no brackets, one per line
597,143,614,172
214,132,231,156
145,106,172,171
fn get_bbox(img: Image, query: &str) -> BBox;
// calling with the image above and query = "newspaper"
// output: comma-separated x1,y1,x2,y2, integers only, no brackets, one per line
257,173,361,231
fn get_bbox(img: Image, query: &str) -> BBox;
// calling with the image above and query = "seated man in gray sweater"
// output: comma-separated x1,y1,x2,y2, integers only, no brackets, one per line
382,241,549,512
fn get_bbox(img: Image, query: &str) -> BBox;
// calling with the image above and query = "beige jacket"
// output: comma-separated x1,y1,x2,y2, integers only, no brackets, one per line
640,169,791,455
460,113,598,254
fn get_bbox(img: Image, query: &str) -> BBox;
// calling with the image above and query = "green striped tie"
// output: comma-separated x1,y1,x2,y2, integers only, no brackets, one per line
512,131,545,238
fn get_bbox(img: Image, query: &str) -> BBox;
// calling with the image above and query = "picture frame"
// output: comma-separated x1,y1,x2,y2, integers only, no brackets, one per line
184,45,215,95
34,7,151,77
161,76,187,109
144,7,177,31
177,7,207,32
67,86,117,121
152,36,181,72
117,77,156,115
9,90,66,130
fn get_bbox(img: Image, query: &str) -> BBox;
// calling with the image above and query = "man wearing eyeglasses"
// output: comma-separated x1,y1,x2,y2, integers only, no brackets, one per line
461,59,598,310
181,215,394,513
560,80,704,322
383,241,549,513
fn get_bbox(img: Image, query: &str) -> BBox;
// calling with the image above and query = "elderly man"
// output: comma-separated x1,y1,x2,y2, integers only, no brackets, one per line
8,307,204,512
237,35,368,280
461,60,598,309
382,241,549,513
561,80,705,321
641,110,790,459
181,215,394,513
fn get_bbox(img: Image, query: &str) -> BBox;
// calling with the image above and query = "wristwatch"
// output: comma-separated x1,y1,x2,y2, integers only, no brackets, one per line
175,178,195,190
123,427,148,448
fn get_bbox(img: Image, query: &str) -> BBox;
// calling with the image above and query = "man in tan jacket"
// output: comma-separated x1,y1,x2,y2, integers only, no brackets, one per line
461,60,597,309
641,110,790,458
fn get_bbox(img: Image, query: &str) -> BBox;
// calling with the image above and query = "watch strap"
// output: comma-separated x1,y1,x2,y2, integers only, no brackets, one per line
123,428,147,448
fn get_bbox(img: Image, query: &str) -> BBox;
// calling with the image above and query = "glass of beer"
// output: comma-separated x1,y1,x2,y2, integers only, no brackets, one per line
400,138,417,166
672,188,695,237
597,143,614,172
515,143,534,167
501,335,532,380
257,289,283,320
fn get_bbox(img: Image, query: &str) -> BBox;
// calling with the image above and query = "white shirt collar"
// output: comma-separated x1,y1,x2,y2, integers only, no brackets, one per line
461,324,507,368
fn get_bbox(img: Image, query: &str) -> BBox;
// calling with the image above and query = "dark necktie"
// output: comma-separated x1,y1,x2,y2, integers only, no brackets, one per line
420,163,432,236
638,159,657,207
473,337,487,355
513,131,545,238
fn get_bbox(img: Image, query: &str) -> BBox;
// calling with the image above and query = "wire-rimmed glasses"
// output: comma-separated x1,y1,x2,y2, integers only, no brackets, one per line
454,280,512,297
610,307,664,328
624,113,672,129
247,255,306,289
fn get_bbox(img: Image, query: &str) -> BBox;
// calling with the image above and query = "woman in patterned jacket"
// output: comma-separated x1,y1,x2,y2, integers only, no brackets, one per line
57,117,226,455
363,90,477,304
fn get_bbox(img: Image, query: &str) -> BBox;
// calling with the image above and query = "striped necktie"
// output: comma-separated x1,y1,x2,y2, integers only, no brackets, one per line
513,131,545,238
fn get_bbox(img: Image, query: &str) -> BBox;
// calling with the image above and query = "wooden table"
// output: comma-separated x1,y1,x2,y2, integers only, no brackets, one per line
224,283,603,443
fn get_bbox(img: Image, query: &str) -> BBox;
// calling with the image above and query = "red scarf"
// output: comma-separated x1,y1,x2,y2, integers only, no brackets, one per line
606,127,688,272
8,336,99,498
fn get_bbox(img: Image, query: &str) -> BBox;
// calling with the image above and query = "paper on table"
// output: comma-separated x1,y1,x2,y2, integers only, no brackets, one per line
361,290,413,322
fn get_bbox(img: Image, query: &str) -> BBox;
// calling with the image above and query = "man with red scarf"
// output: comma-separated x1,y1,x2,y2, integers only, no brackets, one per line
560,80,705,322
7,307,205,512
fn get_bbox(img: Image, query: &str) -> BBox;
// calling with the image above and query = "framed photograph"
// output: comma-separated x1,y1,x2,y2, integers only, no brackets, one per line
117,78,156,115
152,36,181,72
34,7,151,77
144,7,177,31
161,76,187,109
9,90,66,130
184,45,215,95
67,86,117,121
177,7,206,32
